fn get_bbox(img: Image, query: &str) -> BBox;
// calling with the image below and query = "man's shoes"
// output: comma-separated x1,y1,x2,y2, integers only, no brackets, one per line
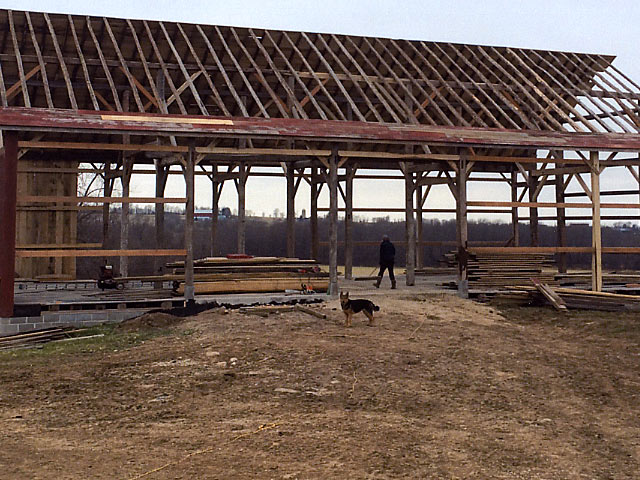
391,280,397,289
373,276,382,288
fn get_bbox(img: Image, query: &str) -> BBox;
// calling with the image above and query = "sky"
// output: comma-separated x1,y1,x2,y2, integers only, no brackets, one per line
3,0,640,222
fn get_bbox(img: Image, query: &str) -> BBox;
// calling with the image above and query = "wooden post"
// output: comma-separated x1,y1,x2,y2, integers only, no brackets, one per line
404,163,416,286
415,182,424,269
591,151,602,292
328,149,339,297
119,90,131,277
344,164,355,280
154,161,169,288
119,158,132,277
102,160,113,248
310,166,320,261
555,153,567,273
184,145,195,302
210,164,220,257
456,157,468,298
528,172,539,247
237,162,247,254
0,131,18,317
286,163,296,258
511,170,520,246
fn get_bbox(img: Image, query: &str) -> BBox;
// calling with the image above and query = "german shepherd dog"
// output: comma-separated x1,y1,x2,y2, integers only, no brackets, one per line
339,291,380,327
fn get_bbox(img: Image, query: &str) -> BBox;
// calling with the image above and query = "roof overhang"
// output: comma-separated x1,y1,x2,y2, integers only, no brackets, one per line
2,108,640,153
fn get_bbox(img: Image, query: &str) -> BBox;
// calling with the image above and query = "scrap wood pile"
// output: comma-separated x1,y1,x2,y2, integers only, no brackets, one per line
496,283,640,312
443,251,556,290
167,256,329,295
0,327,102,350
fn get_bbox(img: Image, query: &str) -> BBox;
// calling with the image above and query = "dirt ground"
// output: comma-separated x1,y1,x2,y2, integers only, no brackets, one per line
1,292,639,479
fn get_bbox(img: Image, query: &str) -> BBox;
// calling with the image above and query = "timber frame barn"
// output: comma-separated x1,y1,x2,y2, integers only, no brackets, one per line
2,9,640,316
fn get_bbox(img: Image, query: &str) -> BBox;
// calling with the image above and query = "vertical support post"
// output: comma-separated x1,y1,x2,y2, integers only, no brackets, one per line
415,182,424,269
0,131,18,317
310,166,320,261
154,161,169,288
210,164,219,257
286,163,296,258
102,160,113,248
555,152,567,273
119,159,132,277
344,164,355,280
528,172,539,247
237,162,247,254
456,156,469,298
119,89,131,277
184,145,195,303
511,169,520,246
328,149,339,297
404,163,416,286
591,151,602,292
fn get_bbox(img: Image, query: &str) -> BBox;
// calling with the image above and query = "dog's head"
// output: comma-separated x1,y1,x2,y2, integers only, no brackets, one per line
339,290,349,307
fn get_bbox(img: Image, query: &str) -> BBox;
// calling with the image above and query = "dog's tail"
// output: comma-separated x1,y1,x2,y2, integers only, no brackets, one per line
373,304,380,311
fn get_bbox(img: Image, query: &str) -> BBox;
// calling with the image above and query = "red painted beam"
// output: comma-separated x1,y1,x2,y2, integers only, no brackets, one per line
1,107,640,151
0,131,18,317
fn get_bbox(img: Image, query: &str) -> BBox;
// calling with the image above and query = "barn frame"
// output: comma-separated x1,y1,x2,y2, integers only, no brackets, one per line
2,9,640,317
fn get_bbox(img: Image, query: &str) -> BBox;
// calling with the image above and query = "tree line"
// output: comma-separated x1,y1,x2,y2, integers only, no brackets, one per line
75,208,640,277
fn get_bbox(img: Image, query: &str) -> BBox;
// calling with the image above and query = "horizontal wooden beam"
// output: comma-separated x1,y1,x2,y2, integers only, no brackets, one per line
15,249,187,258
469,201,640,209
18,196,187,204
16,243,102,249
5,108,640,151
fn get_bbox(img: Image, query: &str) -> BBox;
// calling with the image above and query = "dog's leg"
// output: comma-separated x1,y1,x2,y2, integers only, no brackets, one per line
364,310,374,326
346,312,352,327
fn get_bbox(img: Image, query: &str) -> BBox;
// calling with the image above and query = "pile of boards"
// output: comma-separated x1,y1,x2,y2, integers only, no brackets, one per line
443,251,556,290
501,284,640,312
556,272,640,291
167,256,329,295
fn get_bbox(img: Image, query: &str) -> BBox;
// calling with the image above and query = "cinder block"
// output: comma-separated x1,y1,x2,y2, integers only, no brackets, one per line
18,323,37,333
9,317,29,325
0,324,20,336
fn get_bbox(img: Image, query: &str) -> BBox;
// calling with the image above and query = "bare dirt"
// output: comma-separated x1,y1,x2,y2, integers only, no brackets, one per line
1,293,639,479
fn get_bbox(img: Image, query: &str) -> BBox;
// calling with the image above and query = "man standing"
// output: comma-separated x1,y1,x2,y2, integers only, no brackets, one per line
374,235,396,289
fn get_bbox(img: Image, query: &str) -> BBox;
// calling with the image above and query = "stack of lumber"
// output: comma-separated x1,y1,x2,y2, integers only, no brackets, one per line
167,256,329,295
511,285,640,312
556,271,640,289
445,251,556,290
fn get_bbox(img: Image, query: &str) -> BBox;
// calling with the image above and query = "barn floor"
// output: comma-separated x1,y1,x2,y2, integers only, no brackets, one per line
1,287,639,479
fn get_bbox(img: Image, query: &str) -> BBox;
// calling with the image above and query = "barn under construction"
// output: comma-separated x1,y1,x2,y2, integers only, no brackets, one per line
2,9,640,323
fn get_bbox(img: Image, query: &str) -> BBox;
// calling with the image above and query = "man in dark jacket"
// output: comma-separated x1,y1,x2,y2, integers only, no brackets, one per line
374,235,396,289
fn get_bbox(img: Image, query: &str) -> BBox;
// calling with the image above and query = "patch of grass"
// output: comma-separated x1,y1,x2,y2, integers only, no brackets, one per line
0,323,173,361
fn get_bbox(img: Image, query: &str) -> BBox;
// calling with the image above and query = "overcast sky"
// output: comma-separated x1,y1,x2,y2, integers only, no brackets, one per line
3,0,639,222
